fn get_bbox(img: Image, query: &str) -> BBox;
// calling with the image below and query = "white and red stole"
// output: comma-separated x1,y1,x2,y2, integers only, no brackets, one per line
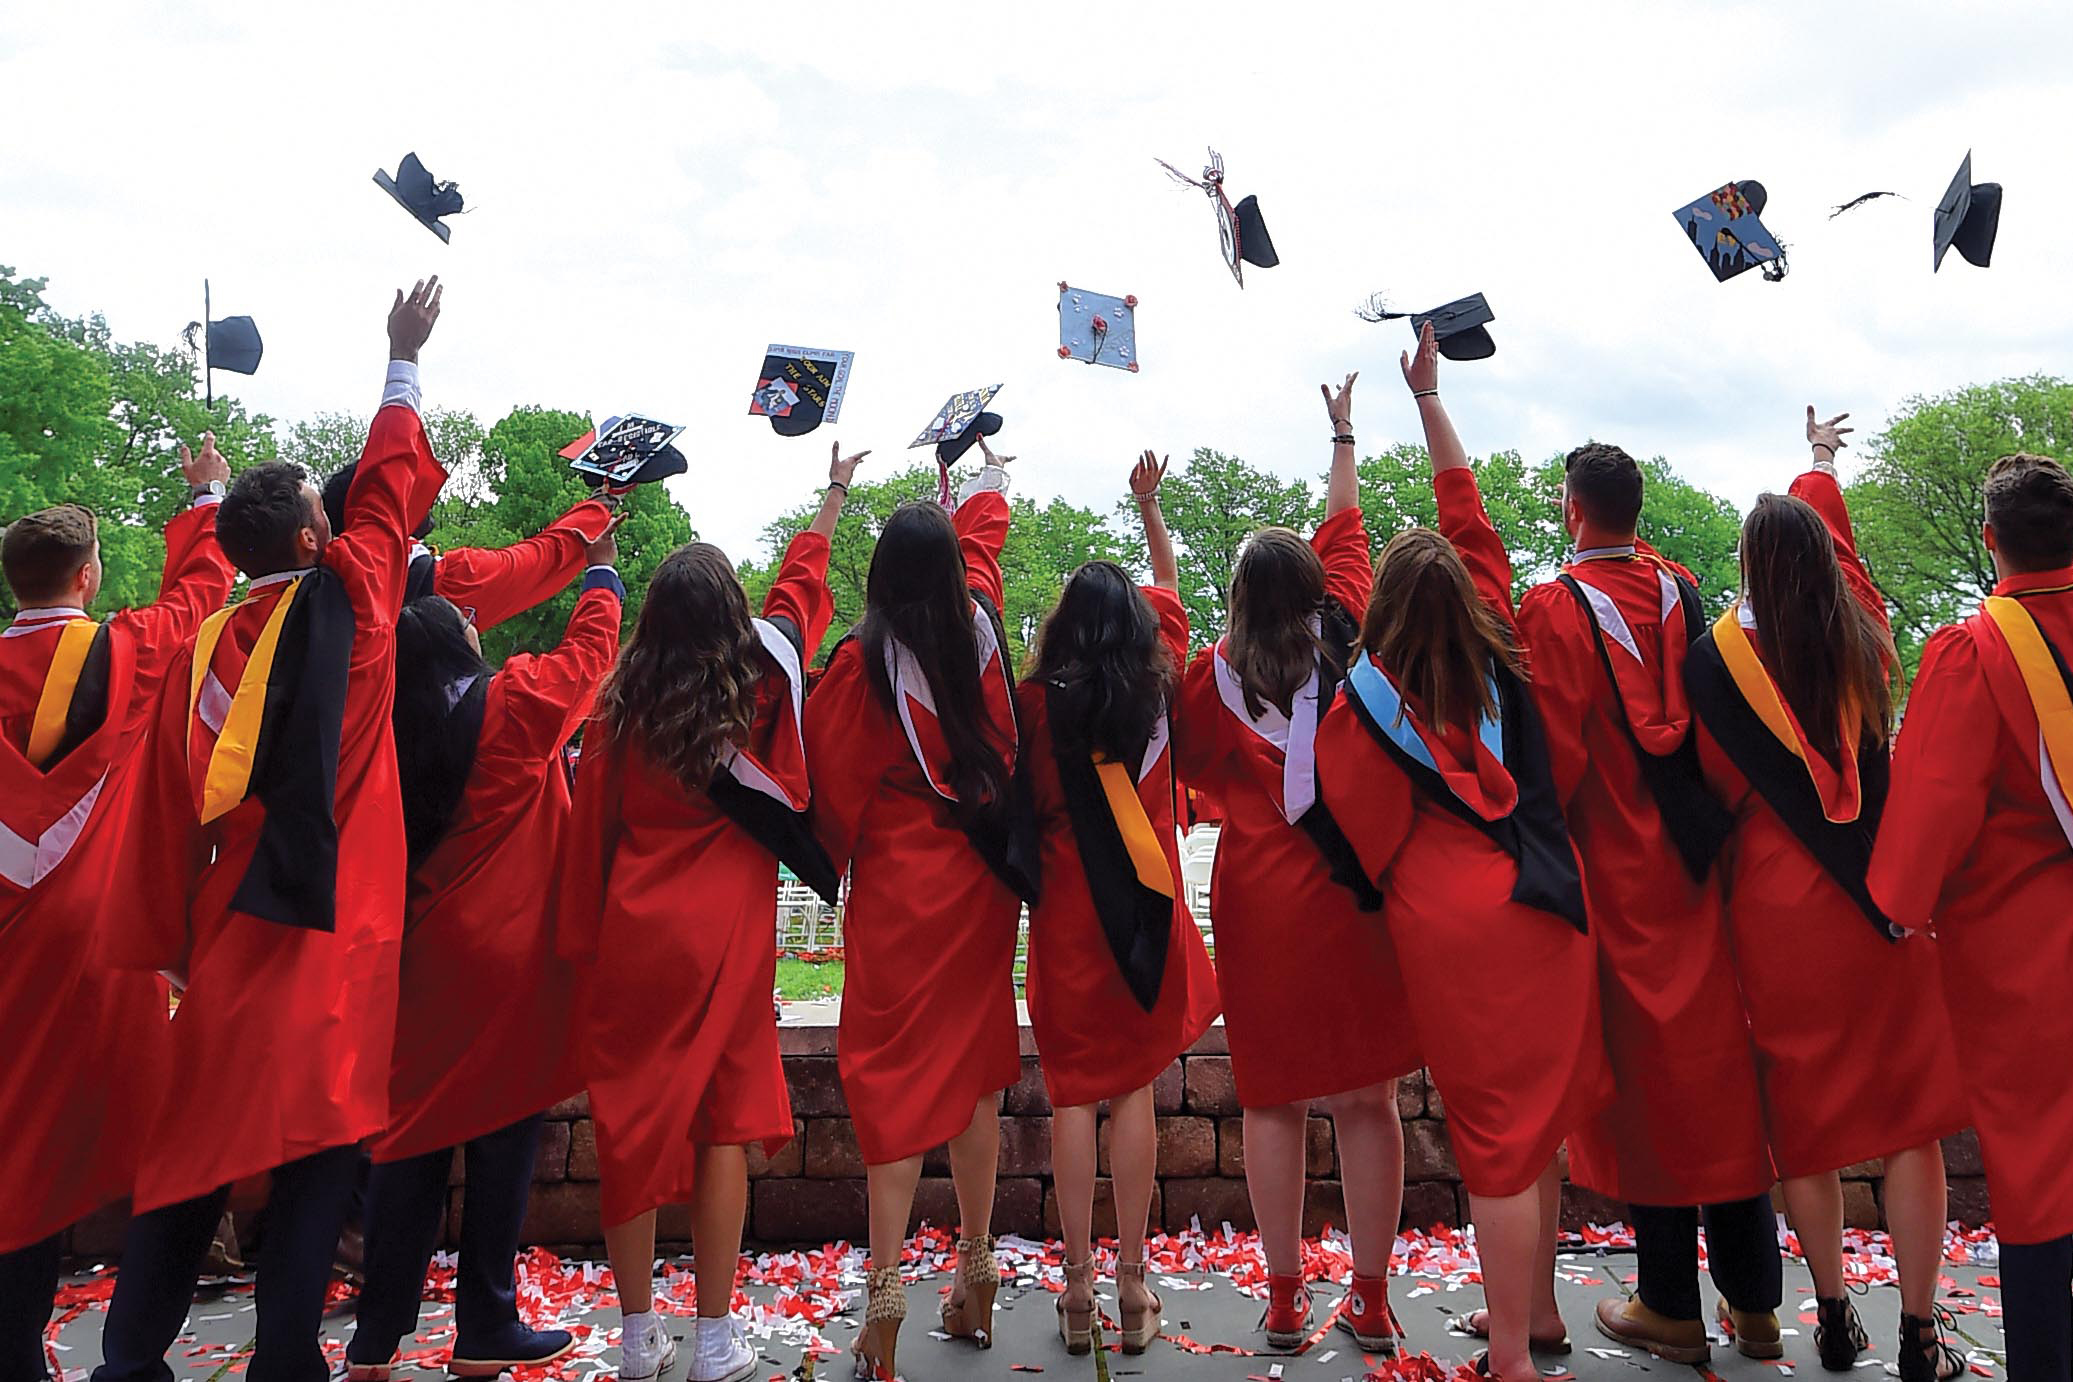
1563,549,1692,755
884,600,1018,802
0,610,121,892
1209,635,1319,824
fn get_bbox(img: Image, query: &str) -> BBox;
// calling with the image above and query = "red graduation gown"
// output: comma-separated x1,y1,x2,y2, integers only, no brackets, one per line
1316,469,1607,1198
430,498,615,631
805,492,1025,1166
1519,548,1774,1206
560,532,834,1227
1693,469,1965,1180
0,505,234,1252
372,584,622,1163
101,404,446,1213
1019,585,1221,1109
1870,566,2073,1244
1173,508,1423,1110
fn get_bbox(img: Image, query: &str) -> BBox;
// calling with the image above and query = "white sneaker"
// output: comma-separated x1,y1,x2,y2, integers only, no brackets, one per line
688,1317,755,1382
618,1310,678,1381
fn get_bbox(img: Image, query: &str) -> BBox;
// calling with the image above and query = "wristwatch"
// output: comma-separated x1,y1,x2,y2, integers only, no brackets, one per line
189,480,227,502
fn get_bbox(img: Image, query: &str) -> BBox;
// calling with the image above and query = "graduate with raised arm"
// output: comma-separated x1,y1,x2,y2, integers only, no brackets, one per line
1019,451,1220,1358
1684,409,1967,1381
803,438,1034,1382
343,516,626,1382
1515,442,1780,1366
559,443,860,1382
1171,375,1418,1357
1314,323,1607,1382
1869,453,2073,1382
0,439,236,1382
91,280,450,1382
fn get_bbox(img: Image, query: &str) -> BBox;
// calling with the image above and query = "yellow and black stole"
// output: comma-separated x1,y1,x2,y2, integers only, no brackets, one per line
1685,605,1895,937
1974,595,2073,845
187,569,355,932
27,620,114,769
1047,688,1177,1012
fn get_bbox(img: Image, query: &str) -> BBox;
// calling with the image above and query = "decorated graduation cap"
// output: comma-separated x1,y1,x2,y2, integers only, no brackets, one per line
748,346,854,436
910,386,1003,505
183,280,263,407
1056,282,1139,372
1672,180,1787,283
1356,291,1497,362
1934,151,2001,271
373,152,465,243
561,414,687,488
1155,148,1278,288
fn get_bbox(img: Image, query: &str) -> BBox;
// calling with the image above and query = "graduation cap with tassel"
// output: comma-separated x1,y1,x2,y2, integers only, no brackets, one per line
183,279,262,408
1829,150,2001,271
1356,291,1498,361
1155,147,1279,288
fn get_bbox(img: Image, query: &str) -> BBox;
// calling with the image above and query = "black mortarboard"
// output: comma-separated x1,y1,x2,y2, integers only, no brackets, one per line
749,346,854,436
1357,292,1496,361
1672,180,1787,283
1156,148,1279,288
562,415,687,487
206,316,263,376
911,386,1004,466
373,153,465,243
1934,151,2002,271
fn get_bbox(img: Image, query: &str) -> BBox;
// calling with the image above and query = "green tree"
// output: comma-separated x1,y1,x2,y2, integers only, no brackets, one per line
1145,449,1319,642
1631,455,1743,609
1847,375,2073,679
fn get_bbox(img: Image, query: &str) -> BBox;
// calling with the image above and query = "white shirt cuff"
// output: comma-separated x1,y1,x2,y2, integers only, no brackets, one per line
189,494,222,509
957,464,1011,505
1809,457,1839,478
382,359,422,414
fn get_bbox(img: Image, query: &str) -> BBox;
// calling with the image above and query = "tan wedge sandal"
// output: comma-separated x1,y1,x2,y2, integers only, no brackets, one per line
1056,1258,1095,1355
939,1232,1000,1348
1116,1261,1164,1354
852,1265,904,1380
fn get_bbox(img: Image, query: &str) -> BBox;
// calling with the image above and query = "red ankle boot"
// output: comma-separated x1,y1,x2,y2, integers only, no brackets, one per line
1336,1274,1400,1353
1261,1273,1313,1351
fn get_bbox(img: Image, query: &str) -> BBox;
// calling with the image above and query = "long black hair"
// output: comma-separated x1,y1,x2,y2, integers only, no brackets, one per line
1028,560,1171,761
393,596,492,866
855,500,1010,816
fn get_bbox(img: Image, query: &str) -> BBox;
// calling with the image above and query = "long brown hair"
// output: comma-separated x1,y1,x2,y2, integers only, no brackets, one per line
1360,528,1524,733
1226,527,1335,718
1739,493,1894,756
598,543,764,793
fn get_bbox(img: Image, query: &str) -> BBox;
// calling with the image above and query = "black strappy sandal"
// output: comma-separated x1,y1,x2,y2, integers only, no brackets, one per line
1815,1296,1870,1371
1898,1306,1967,1382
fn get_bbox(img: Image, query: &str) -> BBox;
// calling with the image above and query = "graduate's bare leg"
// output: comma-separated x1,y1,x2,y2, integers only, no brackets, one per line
690,1145,747,1319
602,1210,659,1314
1881,1141,1949,1318
1050,1101,1100,1318
1530,1160,1566,1332
1242,1102,1309,1277
1779,1172,1847,1297
864,1156,923,1278
1324,1080,1404,1279
1106,1085,1158,1315
1466,1177,1547,1382
943,1096,1001,1317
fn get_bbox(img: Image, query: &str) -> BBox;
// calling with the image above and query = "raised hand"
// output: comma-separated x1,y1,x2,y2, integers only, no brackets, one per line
1401,321,1440,395
584,511,626,568
829,439,872,489
1806,405,1853,455
1129,449,1168,499
976,436,1015,468
179,431,229,487
1321,371,1359,431
388,276,443,362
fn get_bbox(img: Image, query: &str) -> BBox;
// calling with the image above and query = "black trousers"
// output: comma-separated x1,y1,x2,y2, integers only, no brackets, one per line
2001,1235,2073,1382
92,1145,361,1382
347,1115,544,1365
0,1235,62,1382
1631,1195,1783,1323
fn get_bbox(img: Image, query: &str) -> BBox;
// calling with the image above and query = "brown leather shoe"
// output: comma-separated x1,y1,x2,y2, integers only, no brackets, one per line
1716,1297,1785,1359
1593,1297,1710,1365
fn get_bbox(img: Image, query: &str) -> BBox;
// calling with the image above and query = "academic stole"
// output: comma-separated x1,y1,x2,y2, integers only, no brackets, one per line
27,620,100,766
189,577,303,824
1980,595,2073,846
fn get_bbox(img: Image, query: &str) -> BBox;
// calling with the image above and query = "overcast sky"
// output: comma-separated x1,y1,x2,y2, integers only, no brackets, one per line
5,1,2069,560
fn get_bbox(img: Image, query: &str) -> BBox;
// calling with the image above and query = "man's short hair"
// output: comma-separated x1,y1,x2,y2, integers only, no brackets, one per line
2,504,98,604
1984,453,2073,572
1562,442,1645,532
216,462,315,575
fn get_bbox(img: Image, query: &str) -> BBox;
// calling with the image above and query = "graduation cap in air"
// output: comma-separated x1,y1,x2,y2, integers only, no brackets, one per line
1356,292,1497,362
561,414,687,488
184,280,263,407
1155,148,1278,288
373,153,465,243
1056,283,1139,371
749,346,855,436
1934,151,2002,271
910,386,1003,505
1672,180,1787,283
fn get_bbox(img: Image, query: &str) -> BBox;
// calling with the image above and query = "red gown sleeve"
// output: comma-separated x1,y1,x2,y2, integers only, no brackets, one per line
432,497,614,631
1515,583,1595,806
1311,508,1375,616
1171,648,1233,794
803,644,885,871
94,651,207,973
1141,585,1190,673
554,726,625,964
108,503,237,733
327,405,448,618
1434,467,1515,622
486,586,623,764
762,530,836,650
1790,469,1889,632
1866,626,1996,931
954,490,1010,610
